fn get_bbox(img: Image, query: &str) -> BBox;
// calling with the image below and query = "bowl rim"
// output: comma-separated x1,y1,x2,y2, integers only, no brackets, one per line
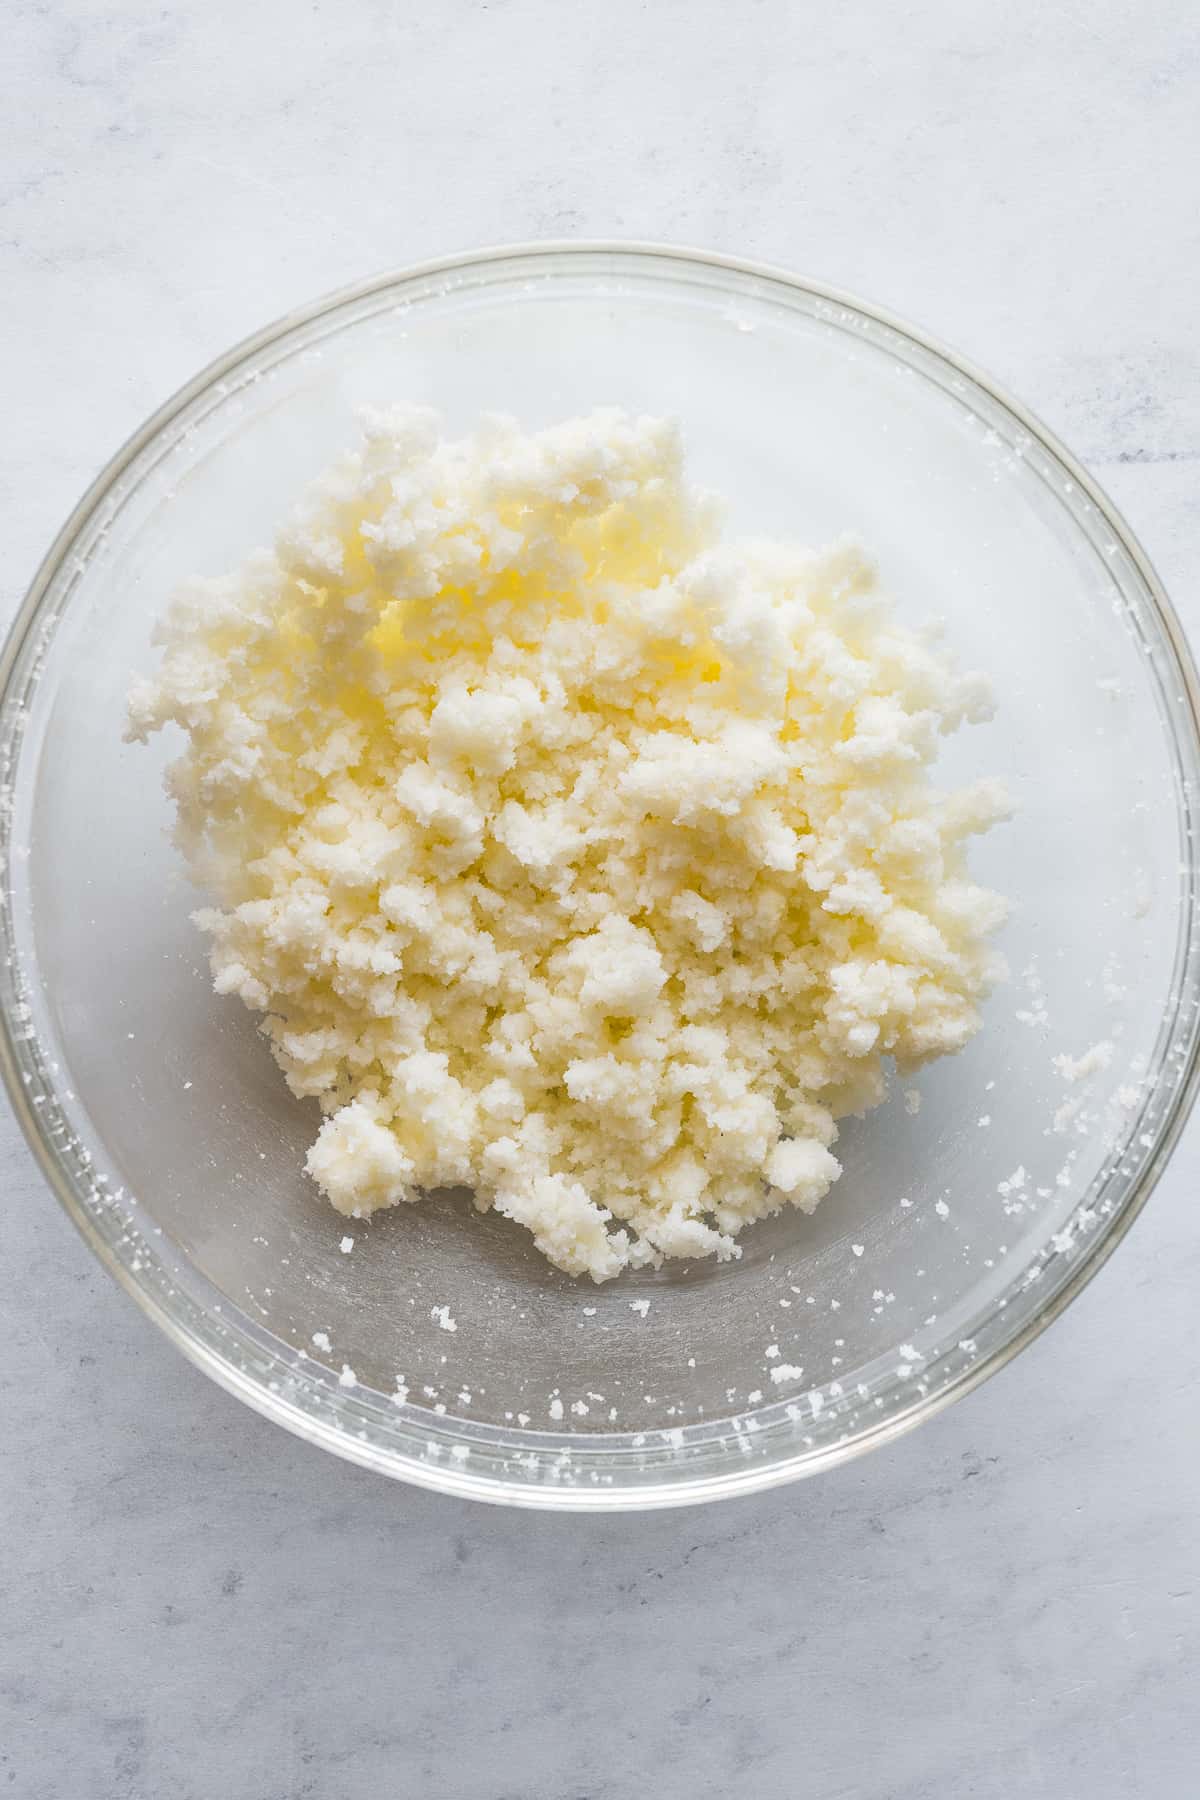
4,238,1199,1510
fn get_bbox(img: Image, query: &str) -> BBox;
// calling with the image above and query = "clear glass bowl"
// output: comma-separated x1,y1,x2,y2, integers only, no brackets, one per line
3,244,1199,1509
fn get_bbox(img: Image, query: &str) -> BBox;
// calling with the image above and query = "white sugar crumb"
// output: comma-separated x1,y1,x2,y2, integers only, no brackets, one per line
1015,962,1049,1028
431,1305,457,1333
310,1330,332,1353
770,1362,804,1384
582,1305,596,1316
903,1088,921,1116
977,1114,992,1127
548,1397,564,1422
934,1198,950,1218
629,1298,651,1318
1052,1096,1082,1134
449,1444,470,1462
129,407,1007,1286
808,1390,825,1416
765,1343,780,1359
571,1400,589,1416
1103,958,1128,1004
338,1364,358,1389
339,1235,355,1253
851,1242,865,1257
747,1389,764,1404
391,1380,409,1406
1054,1040,1114,1083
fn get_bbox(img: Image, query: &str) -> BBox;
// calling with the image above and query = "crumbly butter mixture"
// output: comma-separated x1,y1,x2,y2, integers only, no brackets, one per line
129,408,1008,1281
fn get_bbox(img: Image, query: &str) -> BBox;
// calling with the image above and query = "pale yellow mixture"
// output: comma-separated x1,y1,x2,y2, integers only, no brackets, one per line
129,408,1007,1280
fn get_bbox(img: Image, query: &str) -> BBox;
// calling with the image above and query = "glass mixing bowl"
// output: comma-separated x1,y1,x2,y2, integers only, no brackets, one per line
3,245,1198,1509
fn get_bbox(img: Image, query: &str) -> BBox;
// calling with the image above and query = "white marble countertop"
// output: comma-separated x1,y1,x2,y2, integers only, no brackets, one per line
4,3,1198,1794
